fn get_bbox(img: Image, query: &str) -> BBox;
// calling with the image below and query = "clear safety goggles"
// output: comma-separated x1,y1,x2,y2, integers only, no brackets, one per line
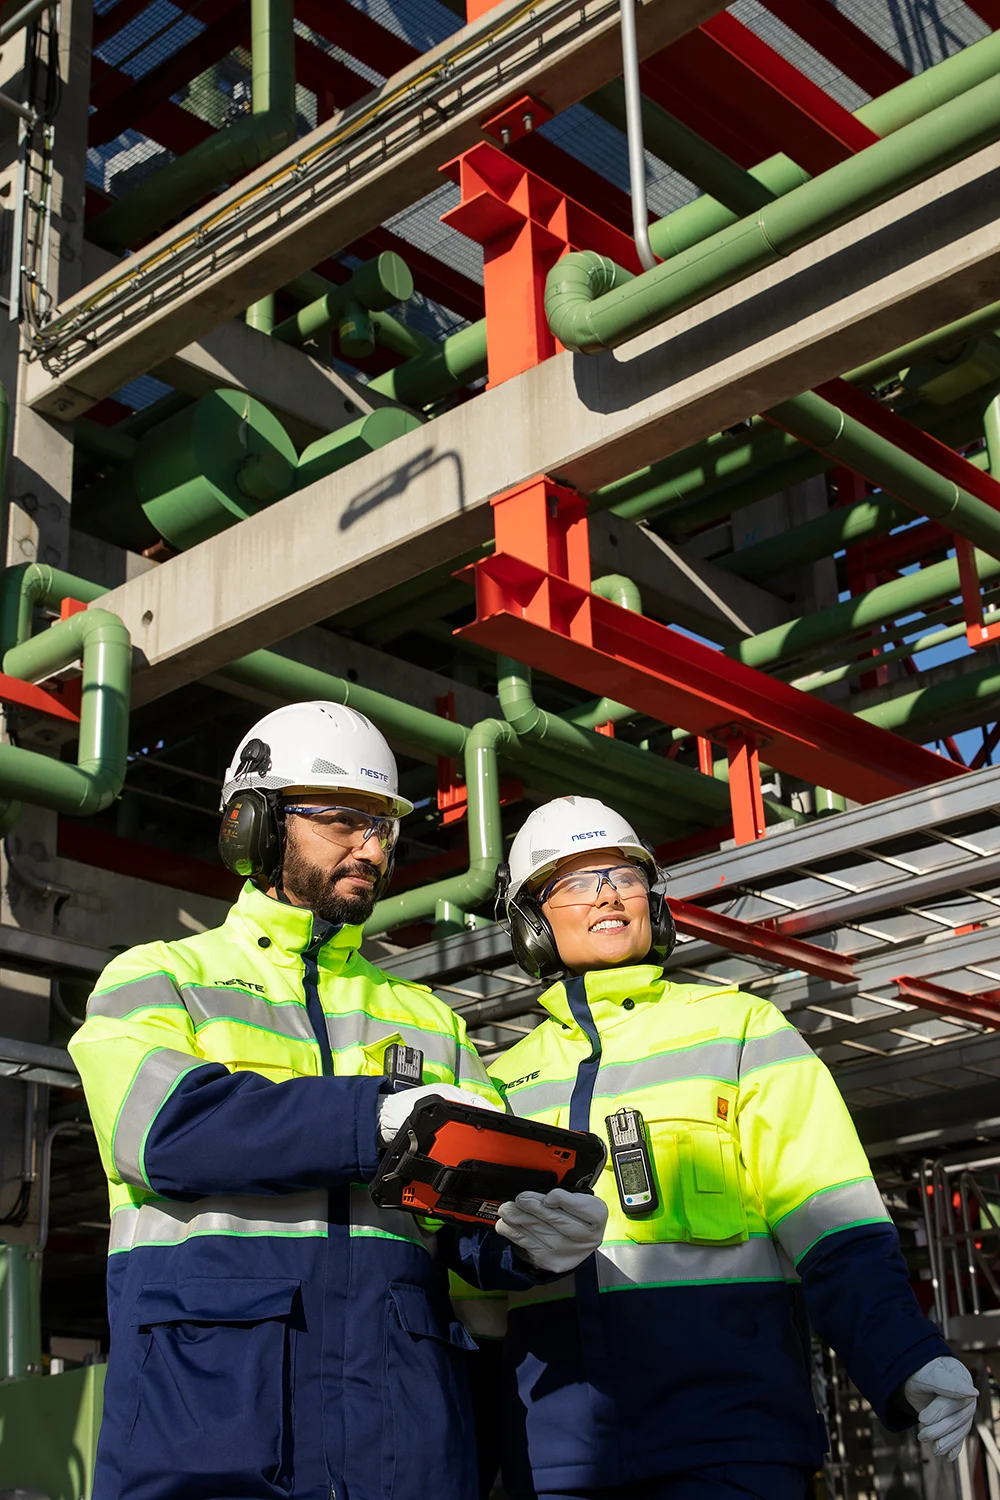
538,862,650,910
283,804,400,853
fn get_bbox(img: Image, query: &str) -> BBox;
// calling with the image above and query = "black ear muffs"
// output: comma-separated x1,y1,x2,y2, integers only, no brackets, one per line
218,788,285,883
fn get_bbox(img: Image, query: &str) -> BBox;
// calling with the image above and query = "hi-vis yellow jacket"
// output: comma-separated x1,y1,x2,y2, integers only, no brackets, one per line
488,964,948,1490
69,881,534,1500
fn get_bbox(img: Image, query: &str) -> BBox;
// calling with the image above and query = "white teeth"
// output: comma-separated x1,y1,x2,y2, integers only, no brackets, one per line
591,919,626,932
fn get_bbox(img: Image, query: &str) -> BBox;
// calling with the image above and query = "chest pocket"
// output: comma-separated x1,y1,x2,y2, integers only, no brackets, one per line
622,1117,748,1247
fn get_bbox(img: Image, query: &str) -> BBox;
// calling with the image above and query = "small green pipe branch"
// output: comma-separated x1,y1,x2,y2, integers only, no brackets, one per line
546,73,1000,356
0,608,131,816
89,0,296,252
271,255,414,356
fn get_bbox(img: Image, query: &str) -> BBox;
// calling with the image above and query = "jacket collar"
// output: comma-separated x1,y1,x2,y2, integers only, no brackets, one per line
228,881,364,963
539,964,665,1033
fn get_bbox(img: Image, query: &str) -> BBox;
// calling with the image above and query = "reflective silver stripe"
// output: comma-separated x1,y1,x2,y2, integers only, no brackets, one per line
87,973,186,1020
597,1236,786,1289
595,1043,740,1098
502,1077,574,1117
111,1049,204,1188
773,1178,889,1265
503,1040,742,1119
182,984,316,1044
508,1237,787,1306
325,1013,461,1070
109,1190,328,1251
348,1184,433,1250
740,1029,814,1078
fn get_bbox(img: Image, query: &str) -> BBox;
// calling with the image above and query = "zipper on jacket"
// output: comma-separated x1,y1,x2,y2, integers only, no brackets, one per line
565,975,602,1131
303,922,335,1076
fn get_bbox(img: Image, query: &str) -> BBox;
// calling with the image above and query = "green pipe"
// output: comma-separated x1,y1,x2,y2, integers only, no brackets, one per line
729,549,1000,673
792,604,1000,695
271,255,414,349
849,305,1000,388
725,445,991,584
856,659,1000,737
369,311,435,362
0,608,131,815
563,575,641,730
88,0,296,252
0,1244,41,1381
367,717,512,934
0,380,10,572
434,898,467,939
547,74,1000,356
295,409,422,491
495,656,731,821
0,563,102,658
216,649,468,758
618,27,1000,269
246,295,276,335
587,82,775,217
369,321,487,408
767,389,1000,560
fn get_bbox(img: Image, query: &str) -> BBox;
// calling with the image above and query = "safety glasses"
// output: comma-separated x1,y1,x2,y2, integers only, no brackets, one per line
538,863,650,910
283,804,400,853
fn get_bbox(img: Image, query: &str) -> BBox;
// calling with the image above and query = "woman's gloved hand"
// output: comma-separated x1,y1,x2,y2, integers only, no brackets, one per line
904,1356,978,1460
377,1083,501,1145
495,1188,608,1272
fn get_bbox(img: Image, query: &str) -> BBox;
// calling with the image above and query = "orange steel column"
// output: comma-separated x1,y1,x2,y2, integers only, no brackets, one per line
722,733,767,845
440,142,640,388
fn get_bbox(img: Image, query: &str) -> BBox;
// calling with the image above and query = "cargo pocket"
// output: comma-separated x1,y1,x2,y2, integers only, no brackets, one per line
624,1122,748,1246
382,1281,477,1500
122,1278,299,1499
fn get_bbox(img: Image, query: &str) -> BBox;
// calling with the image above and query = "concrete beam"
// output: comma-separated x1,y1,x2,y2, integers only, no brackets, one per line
151,322,402,449
590,514,792,643
91,144,1000,707
27,0,725,419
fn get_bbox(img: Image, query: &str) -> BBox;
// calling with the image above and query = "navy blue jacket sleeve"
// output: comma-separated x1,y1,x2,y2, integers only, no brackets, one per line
798,1222,951,1427
436,1221,554,1292
142,1062,385,1198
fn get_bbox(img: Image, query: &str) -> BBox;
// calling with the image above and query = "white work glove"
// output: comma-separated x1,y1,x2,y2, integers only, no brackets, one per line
495,1188,608,1273
377,1082,501,1145
904,1356,978,1460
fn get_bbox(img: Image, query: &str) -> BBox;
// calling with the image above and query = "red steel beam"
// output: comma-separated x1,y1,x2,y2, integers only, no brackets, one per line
90,4,249,146
963,2,1000,28
0,674,80,725
293,35,372,109
650,12,878,175
58,823,239,902
670,896,856,982
812,378,1000,515
639,56,769,168
90,0,240,112
761,0,909,97
295,0,420,79
508,134,639,237
894,975,1000,1030
93,0,152,50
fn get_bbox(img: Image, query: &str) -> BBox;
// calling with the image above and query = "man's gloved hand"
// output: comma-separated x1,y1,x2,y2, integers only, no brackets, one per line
495,1188,608,1273
904,1356,978,1460
377,1083,501,1145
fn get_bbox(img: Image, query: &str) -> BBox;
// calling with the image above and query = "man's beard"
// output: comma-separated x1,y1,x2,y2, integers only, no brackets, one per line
281,841,379,926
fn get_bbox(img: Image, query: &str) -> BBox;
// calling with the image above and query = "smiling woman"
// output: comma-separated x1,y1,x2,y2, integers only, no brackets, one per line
538,852,653,973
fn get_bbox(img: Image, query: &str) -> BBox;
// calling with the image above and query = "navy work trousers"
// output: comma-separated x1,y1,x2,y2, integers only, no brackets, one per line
537,1465,813,1500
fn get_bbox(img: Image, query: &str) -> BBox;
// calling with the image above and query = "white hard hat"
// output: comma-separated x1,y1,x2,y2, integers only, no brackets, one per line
505,796,653,909
221,702,413,816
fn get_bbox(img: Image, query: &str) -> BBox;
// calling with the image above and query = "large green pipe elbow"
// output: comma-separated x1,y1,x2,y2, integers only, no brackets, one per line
0,608,131,816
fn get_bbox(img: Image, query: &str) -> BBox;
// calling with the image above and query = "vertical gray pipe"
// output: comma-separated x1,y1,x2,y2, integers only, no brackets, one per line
619,0,656,272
